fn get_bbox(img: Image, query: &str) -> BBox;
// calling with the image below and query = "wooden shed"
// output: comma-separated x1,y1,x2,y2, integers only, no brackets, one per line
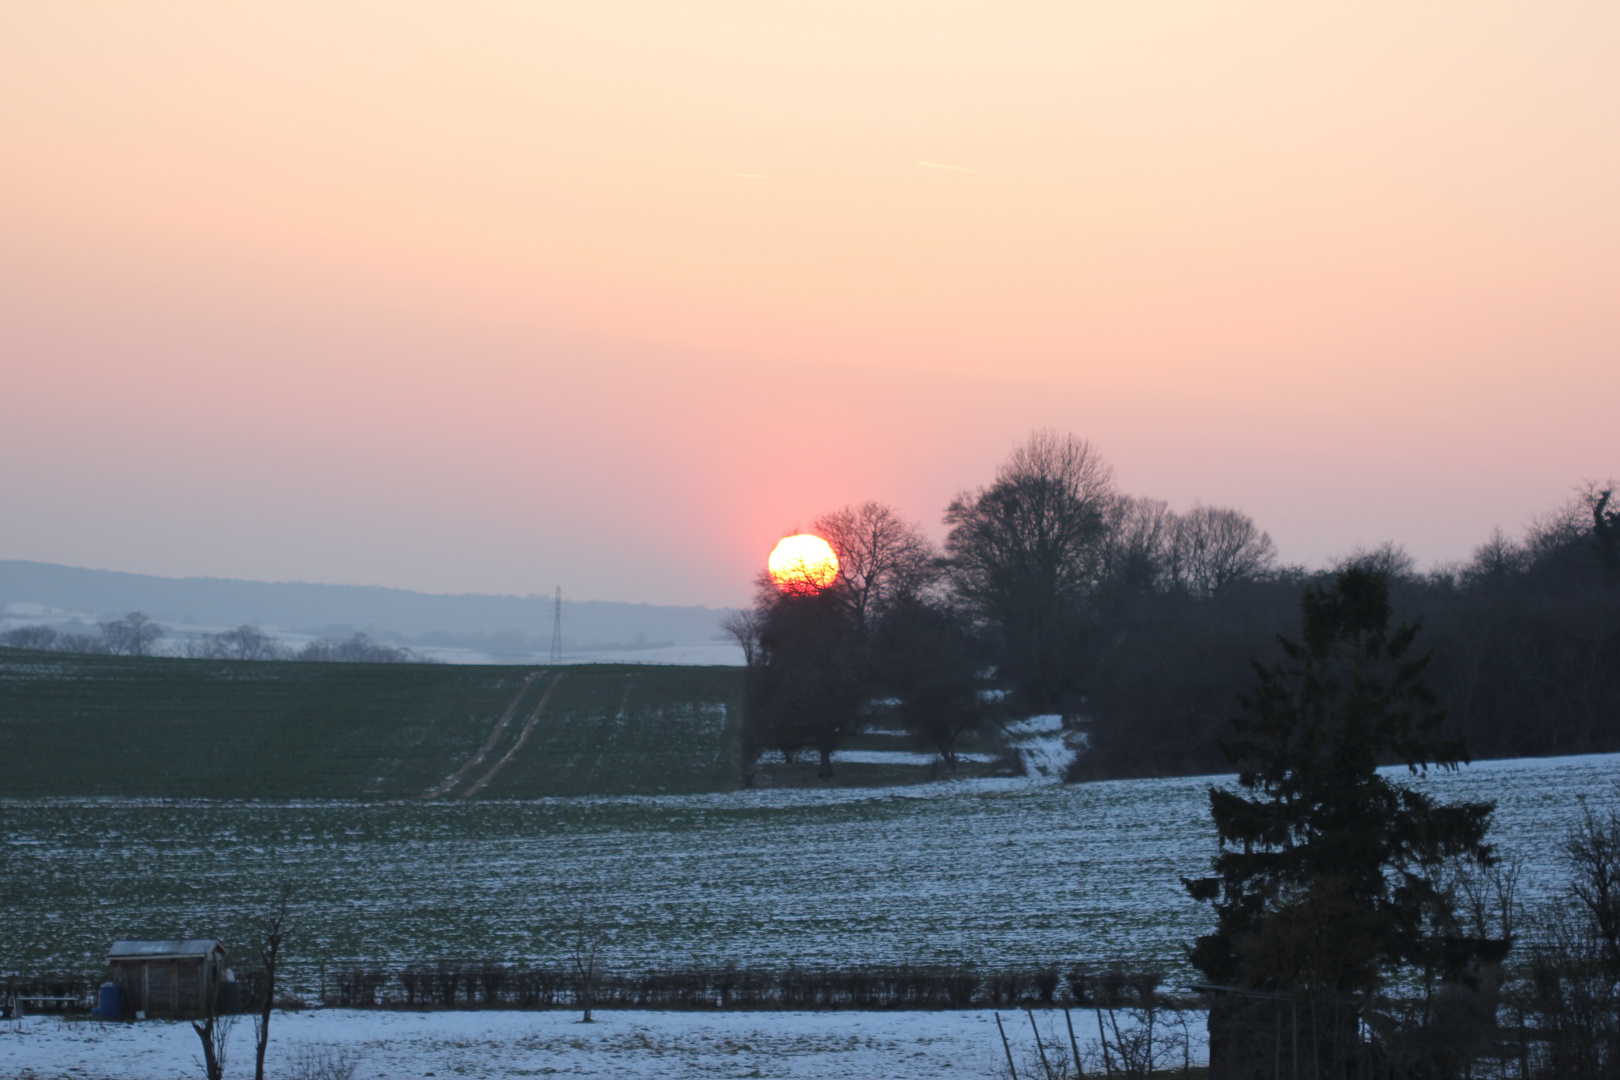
1196,983,1364,1080
107,939,229,1019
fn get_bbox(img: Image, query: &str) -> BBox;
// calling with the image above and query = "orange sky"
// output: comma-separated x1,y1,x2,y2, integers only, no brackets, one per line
3,3,1616,607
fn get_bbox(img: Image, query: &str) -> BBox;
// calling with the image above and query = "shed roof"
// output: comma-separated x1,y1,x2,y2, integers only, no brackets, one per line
109,939,226,960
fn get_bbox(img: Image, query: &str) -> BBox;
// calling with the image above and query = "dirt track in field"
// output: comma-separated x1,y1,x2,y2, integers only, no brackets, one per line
423,670,540,798
462,672,565,797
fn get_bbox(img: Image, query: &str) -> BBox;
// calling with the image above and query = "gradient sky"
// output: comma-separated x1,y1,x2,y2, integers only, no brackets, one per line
3,3,1616,608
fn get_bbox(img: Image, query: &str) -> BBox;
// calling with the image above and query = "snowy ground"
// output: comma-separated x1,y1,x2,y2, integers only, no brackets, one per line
7,754,1613,995
830,749,998,766
0,1005,1197,1079
1002,716,1083,779
808,714,1075,771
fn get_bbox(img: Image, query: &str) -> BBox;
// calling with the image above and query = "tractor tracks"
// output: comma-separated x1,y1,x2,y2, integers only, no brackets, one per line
424,669,561,799
461,672,564,798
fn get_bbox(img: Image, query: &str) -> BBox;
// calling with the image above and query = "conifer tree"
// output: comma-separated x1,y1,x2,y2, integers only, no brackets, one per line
1185,568,1501,996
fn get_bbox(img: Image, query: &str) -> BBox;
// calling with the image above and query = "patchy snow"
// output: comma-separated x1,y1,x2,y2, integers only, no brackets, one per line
0,1006,1202,1079
1013,734,1076,778
995,716,1082,779
833,749,997,766
1003,715,1064,736
757,748,997,766
5,755,1613,1002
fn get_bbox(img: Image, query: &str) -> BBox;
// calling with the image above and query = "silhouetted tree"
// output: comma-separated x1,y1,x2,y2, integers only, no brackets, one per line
250,883,294,1080
1074,575,1303,781
874,597,986,771
1338,541,1419,583
749,585,864,779
721,608,765,668
1167,504,1277,598
736,504,943,780
1185,568,1501,1000
100,611,163,656
1463,527,1529,589
1098,496,1178,597
0,624,59,650
296,633,419,663
187,625,287,661
1564,795,1620,980
945,431,1117,710
1588,483,1619,575
813,502,942,641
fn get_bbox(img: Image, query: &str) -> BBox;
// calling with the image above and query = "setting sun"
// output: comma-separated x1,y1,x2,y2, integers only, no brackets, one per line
767,534,839,594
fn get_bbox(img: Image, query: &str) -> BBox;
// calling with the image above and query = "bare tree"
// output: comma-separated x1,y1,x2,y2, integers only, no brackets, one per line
1587,482,1620,574
1464,527,1529,587
1522,492,1591,564
296,633,419,663
100,611,164,656
284,1043,362,1080
192,1010,236,1080
192,968,237,1080
1167,504,1277,598
1337,540,1418,582
1100,496,1178,594
217,625,286,660
944,431,1117,706
1564,793,1620,978
185,627,266,660
0,624,59,650
251,883,294,1080
812,502,942,637
572,922,602,1023
183,636,218,659
721,608,765,668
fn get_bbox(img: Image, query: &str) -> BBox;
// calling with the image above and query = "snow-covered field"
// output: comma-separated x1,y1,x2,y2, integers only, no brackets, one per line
3,753,1613,1000
0,1004,1198,1079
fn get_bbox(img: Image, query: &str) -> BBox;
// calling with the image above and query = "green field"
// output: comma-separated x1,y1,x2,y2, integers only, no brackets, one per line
0,648,744,798
1,756,1607,988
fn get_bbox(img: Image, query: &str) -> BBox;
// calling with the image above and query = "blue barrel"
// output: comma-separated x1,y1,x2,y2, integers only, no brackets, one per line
91,982,122,1020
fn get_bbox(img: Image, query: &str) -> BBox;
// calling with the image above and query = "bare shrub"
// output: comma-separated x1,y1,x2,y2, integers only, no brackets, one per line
191,1011,236,1080
282,1043,361,1080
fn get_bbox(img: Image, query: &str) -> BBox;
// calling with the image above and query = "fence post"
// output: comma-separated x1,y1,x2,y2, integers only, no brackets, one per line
1063,1006,1085,1078
1027,1008,1058,1079
996,1012,1019,1080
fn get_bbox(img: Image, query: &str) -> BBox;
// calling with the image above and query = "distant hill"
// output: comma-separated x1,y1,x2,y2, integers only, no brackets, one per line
0,648,743,798
0,560,743,663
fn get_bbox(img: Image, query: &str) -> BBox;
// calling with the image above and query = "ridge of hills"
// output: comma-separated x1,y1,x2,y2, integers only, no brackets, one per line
0,560,743,661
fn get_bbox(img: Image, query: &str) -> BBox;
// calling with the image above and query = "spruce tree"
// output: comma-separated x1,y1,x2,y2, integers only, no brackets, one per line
1185,567,1501,996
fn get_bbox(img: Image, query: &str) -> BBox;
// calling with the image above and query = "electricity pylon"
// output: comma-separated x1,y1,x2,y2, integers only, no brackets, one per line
549,586,563,665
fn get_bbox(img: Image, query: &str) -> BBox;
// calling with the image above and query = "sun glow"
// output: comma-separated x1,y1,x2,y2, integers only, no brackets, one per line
767,534,839,594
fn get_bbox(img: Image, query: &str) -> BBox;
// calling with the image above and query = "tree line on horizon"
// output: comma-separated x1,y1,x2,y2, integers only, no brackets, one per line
0,613,423,664
729,430,1620,781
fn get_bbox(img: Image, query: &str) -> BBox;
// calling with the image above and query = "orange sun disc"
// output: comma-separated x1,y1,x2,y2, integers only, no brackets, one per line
768,534,840,594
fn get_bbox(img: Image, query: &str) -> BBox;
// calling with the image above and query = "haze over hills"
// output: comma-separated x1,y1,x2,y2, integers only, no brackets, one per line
0,560,743,665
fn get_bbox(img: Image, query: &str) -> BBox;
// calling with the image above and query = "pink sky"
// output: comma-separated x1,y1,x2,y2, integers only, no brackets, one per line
3,3,1616,607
